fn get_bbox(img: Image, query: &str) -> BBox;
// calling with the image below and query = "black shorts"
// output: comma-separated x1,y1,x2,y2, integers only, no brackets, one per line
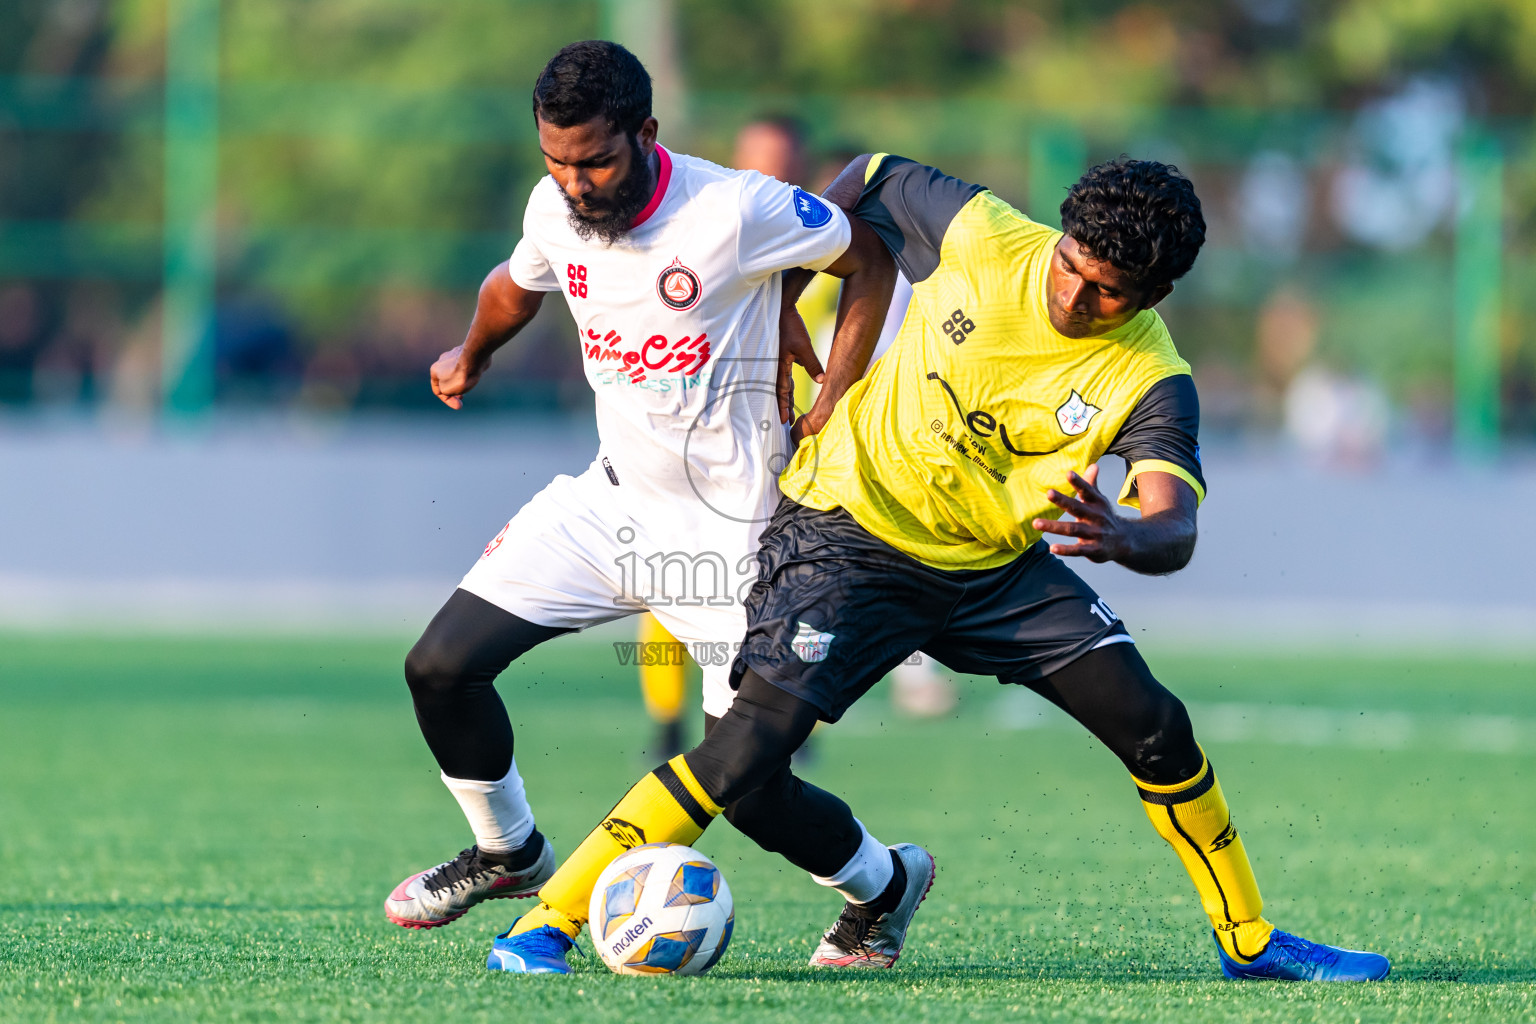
730,499,1132,722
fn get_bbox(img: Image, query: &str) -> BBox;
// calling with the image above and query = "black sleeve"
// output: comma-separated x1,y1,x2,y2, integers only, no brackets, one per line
852,156,985,284
1105,374,1206,506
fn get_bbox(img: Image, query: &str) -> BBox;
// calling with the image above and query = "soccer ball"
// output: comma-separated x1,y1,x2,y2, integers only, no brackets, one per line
588,843,734,975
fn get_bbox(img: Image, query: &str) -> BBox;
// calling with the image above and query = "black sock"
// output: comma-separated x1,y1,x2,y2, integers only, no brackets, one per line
858,850,907,916
480,829,545,872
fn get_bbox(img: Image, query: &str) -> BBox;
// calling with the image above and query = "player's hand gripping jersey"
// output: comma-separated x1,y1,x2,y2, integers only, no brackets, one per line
779,155,1206,569
510,146,851,530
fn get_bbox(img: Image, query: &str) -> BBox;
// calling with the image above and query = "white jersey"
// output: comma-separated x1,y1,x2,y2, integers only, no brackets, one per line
460,148,849,717
508,146,852,540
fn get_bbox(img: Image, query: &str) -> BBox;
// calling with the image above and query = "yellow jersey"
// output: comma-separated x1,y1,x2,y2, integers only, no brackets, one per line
779,155,1206,570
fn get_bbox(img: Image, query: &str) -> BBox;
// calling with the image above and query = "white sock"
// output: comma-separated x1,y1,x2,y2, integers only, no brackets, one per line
812,820,893,904
440,760,535,855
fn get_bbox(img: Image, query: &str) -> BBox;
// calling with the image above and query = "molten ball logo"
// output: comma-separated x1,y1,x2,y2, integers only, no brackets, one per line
609,916,654,956
657,259,701,311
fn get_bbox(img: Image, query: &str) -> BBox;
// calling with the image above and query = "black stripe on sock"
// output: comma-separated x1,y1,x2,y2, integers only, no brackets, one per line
1166,803,1231,924
1137,764,1216,806
653,762,713,831
1160,777,1261,963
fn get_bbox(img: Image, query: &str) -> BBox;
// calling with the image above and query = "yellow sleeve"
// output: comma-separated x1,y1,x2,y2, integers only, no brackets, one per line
1118,459,1207,510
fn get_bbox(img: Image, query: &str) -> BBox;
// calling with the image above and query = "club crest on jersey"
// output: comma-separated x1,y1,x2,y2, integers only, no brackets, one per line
1056,390,1102,435
791,621,835,663
791,187,833,228
656,258,702,311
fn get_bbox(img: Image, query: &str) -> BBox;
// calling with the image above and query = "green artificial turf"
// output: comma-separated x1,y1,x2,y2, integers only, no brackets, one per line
1,634,1533,1022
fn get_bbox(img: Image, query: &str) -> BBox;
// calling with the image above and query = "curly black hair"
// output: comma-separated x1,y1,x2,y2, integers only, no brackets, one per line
1059,159,1206,292
532,41,651,136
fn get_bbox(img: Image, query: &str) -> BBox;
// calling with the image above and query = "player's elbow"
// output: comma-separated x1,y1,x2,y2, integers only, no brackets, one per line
1169,532,1197,573
821,155,875,212
823,217,895,289
1154,524,1198,575
479,261,512,302
480,261,541,324
1127,519,1197,576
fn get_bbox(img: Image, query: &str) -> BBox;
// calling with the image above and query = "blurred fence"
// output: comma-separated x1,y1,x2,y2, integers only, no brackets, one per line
1,25,1532,456
3,416,1533,647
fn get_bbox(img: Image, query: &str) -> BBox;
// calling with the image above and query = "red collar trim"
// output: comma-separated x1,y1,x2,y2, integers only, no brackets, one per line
630,145,672,229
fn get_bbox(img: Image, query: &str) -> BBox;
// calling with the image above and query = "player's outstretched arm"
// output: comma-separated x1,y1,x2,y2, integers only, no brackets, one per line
1033,464,1198,575
430,261,545,410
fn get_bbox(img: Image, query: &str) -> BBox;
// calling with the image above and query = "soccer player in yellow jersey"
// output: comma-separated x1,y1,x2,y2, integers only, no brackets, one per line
489,155,1391,982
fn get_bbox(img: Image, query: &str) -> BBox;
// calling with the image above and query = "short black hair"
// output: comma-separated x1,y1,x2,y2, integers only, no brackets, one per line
1060,159,1205,293
532,40,652,136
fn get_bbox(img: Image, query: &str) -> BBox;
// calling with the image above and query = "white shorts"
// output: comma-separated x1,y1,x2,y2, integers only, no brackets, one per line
458,460,760,718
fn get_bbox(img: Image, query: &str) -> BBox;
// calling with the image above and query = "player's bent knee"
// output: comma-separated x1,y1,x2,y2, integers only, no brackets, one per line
1128,691,1201,784
404,591,567,702
685,743,783,808
402,628,492,701
1044,644,1204,785
685,670,821,806
403,637,473,700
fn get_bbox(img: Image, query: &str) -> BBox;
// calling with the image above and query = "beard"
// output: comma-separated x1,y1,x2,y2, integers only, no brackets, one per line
562,136,654,245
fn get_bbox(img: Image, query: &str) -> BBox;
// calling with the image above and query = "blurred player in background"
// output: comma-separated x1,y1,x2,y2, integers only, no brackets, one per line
635,611,688,758
490,153,1391,983
385,40,897,937
733,115,809,186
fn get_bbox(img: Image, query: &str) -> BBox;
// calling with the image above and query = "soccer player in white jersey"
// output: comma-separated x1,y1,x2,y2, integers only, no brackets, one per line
384,41,897,931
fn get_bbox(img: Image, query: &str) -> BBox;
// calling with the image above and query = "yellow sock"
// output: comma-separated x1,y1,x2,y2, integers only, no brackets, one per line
511,755,723,940
637,614,688,724
1137,754,1274,963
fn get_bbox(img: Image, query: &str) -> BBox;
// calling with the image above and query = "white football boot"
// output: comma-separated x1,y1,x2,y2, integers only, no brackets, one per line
809,843,935,968
385,832,555,929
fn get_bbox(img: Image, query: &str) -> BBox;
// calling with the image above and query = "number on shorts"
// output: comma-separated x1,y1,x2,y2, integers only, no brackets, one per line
1088,598,1117,627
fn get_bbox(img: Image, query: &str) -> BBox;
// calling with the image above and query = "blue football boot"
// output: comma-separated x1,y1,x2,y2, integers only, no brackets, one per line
1216,929,1390,981
486,919,579,974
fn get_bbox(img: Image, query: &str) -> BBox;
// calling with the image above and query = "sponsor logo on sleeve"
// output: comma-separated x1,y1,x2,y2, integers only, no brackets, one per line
657,258,702,311
791,187,833,228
